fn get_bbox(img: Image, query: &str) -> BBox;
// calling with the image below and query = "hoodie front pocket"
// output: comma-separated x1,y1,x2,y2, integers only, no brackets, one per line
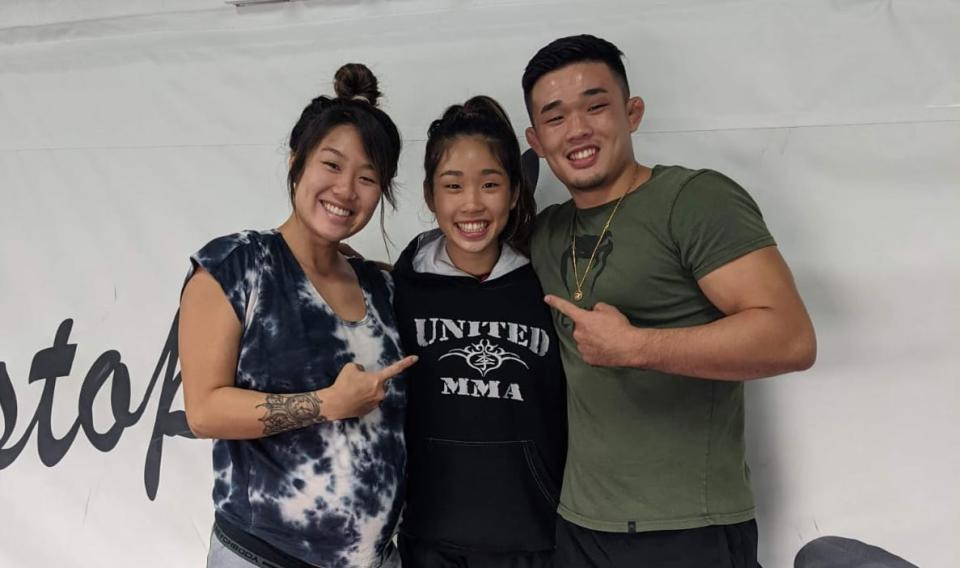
403,438,557,552
520,440,560,508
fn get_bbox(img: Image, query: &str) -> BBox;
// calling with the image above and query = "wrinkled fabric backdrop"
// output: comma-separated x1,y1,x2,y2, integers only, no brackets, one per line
0,1,957,566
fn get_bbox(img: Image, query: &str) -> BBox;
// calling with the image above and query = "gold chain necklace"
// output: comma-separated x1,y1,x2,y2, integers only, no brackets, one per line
570,189,629,302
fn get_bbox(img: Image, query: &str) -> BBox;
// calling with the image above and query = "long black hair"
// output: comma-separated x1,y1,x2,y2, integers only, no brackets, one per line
423,95,536,256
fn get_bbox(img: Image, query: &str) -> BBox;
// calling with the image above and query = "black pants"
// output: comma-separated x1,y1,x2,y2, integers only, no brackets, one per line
398,534,554,568
554,516,760,568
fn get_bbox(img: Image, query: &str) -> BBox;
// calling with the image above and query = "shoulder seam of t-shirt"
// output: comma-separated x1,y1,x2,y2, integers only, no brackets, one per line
191,230,268,325
354,257,392,299
666,171,776,280
666,167,714,248
379,267,395,299
244,233,270,329
200,230,266,267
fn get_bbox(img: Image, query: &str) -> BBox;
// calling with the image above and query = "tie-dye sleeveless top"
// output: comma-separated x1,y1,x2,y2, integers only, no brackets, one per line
188,229,406,568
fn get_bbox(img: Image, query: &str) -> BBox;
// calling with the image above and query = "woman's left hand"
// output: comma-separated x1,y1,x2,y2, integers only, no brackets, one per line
319,355,418,419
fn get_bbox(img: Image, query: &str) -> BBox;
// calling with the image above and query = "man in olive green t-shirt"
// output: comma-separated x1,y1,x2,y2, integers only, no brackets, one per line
521,35,817,567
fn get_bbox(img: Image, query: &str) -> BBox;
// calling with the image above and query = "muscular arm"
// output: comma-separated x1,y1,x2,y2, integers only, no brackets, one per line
179,269,414,439
637,246,816,379
547,246,816,381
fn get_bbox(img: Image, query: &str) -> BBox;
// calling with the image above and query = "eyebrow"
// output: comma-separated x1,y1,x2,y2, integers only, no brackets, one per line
539,100,562,116
319,146,345,158
318,147,375,171
583,87,609,97
438,169,505,177
539,87,610,116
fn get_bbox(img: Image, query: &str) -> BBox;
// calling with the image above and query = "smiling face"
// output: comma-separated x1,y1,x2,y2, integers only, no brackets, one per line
525,61,644,207
291,124,383,245
427,135,519,276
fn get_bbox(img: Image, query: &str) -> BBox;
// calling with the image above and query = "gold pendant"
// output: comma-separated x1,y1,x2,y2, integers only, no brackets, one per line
573,290,583,301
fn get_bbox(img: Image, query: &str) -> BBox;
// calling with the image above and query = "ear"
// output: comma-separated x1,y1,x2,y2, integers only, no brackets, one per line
288,153,296,168
423,182,436,213
525,127,544,158
626,96,645,133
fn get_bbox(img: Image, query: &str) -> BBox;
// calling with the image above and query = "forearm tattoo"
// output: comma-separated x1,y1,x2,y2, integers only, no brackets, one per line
257,392,327,436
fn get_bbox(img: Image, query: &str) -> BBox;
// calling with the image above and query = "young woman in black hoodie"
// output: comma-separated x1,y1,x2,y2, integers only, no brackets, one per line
392,96,566,567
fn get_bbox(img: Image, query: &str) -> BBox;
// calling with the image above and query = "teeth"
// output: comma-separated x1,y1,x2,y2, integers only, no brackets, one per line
322,201,351,217
569,148,597,161
457,221,488,234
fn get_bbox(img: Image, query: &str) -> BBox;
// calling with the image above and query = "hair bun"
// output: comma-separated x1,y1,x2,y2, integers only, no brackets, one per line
334,63,382,106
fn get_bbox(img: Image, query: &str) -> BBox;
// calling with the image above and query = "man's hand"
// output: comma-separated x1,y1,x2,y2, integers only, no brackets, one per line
545,248,816,380
544,295,646,367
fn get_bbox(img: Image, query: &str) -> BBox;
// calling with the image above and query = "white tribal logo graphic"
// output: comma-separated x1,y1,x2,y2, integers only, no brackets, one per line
439,339,529,377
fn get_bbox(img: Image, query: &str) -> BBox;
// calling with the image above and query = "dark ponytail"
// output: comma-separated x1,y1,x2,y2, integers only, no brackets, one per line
423,95,536,256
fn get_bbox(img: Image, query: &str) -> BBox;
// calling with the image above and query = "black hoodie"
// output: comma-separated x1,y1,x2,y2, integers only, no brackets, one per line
393,230,567,553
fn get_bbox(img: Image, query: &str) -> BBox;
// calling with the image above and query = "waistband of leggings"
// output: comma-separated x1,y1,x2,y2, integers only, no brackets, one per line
213,514,315,568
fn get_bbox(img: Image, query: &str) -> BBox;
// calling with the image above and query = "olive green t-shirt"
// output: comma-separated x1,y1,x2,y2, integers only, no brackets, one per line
530,165,776,532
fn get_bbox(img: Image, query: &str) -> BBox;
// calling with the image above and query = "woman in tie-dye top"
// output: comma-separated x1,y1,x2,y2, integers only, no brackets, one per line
179,64,416,568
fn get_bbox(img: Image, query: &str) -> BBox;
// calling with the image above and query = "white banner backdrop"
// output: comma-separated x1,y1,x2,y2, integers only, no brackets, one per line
1,1,957,566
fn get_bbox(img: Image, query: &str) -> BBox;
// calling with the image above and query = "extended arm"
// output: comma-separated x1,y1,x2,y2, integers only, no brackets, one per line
546,246,816,381
179,269,415,439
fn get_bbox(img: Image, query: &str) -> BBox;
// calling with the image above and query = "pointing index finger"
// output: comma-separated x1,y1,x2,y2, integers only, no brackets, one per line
544,294,587,320
376,355,418,383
